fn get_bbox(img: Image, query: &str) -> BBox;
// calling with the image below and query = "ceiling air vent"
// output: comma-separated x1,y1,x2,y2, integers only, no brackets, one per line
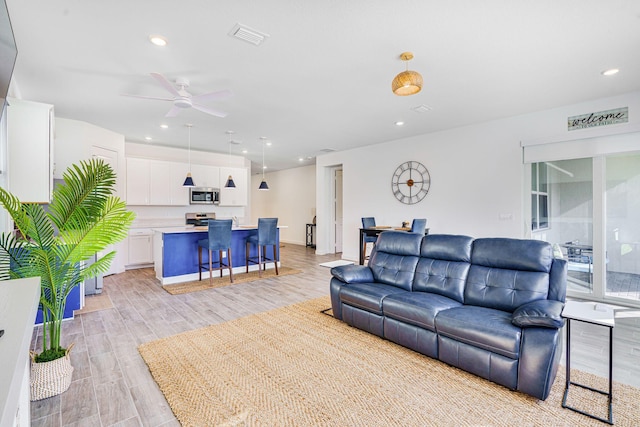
411,104,433,113
228,23,270,46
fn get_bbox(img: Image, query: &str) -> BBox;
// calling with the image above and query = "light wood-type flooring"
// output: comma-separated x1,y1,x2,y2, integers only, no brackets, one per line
29,244,640,426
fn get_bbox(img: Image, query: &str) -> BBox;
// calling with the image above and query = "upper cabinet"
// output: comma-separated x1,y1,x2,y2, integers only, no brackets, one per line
126,158,191,206
190,164,220,189
126,158,151,205
219,167,248,206
6,98,54,203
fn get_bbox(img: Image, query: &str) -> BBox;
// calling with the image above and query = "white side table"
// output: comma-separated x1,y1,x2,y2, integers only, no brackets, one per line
561,300,615,425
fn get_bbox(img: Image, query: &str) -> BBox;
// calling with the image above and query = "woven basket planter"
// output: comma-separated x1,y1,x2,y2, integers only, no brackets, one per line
30,345,74,401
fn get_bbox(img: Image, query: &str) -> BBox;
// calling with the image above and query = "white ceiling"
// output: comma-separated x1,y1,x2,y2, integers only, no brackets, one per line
6,1,640,174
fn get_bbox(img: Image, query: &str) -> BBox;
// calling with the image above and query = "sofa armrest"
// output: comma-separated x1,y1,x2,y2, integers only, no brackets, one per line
512,300,565,329
331,265,374,284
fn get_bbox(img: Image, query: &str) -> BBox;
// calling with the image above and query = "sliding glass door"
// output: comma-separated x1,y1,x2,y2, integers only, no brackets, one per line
605,154,640,302
529,152,640,305
531,159,594,295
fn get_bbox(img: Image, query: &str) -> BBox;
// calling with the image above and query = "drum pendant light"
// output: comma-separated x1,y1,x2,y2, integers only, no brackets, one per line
183,124,195,186
258,137,269,190
392,52,423,96
224,130,236,188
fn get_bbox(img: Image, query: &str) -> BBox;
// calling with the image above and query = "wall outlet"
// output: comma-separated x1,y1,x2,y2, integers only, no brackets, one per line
498,213,513,221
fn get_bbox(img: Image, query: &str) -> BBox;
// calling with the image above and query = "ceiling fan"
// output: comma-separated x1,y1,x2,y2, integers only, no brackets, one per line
123,73,233,118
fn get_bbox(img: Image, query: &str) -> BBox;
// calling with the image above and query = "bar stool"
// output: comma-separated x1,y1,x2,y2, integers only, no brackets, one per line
198,219,233,283
362,217,376,262
246,218,278,277
411,218,427,234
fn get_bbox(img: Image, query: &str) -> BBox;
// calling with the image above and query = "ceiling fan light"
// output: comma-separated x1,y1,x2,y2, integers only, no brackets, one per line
258,180,269,190
392,70,423,96
183,172,195,187
225,175,236,188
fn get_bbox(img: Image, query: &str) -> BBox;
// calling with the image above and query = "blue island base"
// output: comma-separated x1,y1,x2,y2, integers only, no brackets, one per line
154,227,280,285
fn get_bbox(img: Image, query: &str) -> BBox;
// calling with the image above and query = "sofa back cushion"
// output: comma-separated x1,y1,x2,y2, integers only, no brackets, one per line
465,238,553,312
413,235,473,302
369,231,422,291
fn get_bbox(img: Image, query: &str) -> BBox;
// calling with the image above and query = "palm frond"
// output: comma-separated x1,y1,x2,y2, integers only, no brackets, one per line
48,159,117,231
22,204,56,249
0,187,32,237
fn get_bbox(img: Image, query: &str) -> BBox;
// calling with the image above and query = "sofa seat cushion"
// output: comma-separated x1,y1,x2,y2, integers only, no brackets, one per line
435,306,522,360
383,292,462,332
339,283,406,315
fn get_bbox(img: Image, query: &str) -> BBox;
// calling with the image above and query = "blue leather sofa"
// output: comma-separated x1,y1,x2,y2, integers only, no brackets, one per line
330,232,567,400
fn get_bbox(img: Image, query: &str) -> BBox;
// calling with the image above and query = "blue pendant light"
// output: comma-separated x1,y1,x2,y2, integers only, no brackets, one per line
224,130,236,188
183,124,195,187
258,136,269,191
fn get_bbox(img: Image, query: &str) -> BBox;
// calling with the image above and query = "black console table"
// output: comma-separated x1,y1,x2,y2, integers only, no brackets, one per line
306,223,316,248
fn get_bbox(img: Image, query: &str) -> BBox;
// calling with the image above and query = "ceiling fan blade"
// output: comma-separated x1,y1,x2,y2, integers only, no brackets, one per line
150,72,181,97
165,106,183,118
121,93,173,101
191,89,234,104
192,103,228,118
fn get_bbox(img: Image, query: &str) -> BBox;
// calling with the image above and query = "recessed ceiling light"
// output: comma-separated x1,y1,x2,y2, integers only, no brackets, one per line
263,165,267,170
601,68,619,76
242,149,248,154
160,124,168,129
266,141,272,146
149,34,168,46
298,157,304,162
144,136,152,141
395,121,404,126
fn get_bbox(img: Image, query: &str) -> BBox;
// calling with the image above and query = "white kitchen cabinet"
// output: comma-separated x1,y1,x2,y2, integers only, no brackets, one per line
169,162,190,205
128,229,153,266
6,98,54,203
149,160,172,205
219,167,248,206
126,157,150,205
190,164,220,189
133,159,190,206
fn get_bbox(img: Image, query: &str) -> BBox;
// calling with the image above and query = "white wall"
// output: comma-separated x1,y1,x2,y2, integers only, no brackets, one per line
317,90,640,261
250,165,316,246
55,118,126,197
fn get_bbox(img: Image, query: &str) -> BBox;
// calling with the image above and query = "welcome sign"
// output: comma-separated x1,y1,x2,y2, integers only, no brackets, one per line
568,107,628,131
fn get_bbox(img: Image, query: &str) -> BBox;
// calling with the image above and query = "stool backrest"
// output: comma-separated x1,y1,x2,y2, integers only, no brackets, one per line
362,217,376,229
207,219,233,250
257,218,278,245
411,218,427,234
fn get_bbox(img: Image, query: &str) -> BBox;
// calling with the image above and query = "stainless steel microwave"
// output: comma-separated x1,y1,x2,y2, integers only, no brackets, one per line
190,187,219,205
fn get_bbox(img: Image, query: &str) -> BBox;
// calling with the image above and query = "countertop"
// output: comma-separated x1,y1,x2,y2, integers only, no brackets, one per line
153,225,288,234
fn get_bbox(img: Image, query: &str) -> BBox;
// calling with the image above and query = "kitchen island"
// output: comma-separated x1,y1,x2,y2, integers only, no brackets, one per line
153,225,284,285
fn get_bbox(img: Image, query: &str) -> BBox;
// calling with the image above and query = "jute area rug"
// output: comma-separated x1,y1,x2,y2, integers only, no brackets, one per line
162,266,302,295
138,297,640,426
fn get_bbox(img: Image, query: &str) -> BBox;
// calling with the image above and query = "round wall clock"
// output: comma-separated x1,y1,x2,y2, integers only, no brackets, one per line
391,161,431,204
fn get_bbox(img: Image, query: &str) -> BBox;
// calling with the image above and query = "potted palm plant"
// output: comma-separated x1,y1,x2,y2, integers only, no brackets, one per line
0,158,135,400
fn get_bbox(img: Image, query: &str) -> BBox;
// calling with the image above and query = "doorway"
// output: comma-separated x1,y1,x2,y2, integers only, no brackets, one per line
334,169,343,253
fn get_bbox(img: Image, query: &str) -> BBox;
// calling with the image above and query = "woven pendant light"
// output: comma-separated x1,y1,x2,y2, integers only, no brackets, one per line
392,52,423,96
